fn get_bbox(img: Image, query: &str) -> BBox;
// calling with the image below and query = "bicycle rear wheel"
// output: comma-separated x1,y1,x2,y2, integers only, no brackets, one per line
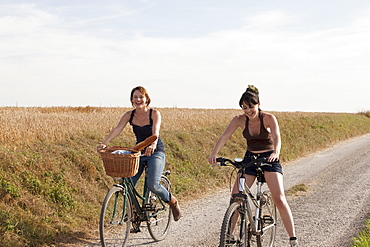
147,175,172,241
100,186,132,247
220,202,249,247
256,191,276,247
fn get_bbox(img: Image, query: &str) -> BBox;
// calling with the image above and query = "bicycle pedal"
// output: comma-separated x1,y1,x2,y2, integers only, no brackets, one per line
263,215,273,224
130,228,141,233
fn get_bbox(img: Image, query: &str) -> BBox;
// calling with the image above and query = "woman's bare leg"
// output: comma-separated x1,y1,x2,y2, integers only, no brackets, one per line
231,173,256,195
264,171,296,238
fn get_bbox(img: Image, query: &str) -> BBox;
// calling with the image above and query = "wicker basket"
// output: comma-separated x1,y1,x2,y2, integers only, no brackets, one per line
98,146,140,178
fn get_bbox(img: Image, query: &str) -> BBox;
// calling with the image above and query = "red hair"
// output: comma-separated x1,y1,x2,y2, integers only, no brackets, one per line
130,86,151,106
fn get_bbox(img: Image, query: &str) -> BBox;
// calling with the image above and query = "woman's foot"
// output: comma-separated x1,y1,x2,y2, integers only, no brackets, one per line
168,195,182,221
290,237,298,247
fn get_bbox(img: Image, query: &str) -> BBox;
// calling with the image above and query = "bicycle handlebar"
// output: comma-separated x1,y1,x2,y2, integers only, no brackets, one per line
216,156,272,168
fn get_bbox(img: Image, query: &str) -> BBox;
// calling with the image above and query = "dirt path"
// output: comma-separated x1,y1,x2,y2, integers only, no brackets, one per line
67,134,370,246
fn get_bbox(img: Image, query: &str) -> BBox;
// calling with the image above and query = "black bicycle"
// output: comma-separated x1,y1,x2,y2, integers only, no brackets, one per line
217,156,277,247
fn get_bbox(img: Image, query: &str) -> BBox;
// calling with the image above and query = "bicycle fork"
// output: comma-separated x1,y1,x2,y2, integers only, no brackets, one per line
254,181,263,235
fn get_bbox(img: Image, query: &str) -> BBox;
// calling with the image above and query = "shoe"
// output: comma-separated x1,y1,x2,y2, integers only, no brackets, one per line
290,239,298,247
168,195,182,221
130,228,141,233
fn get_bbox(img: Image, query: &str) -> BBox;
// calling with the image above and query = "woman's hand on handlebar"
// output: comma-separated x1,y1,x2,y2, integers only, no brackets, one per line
208,155,218,166
267,152,279,162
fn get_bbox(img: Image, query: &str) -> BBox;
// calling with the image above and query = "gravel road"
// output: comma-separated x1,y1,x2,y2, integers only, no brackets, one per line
69,134,370,247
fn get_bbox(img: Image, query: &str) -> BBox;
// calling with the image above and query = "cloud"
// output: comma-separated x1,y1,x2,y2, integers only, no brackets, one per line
0,4,58,34
243,10,296,29
0,3,369,111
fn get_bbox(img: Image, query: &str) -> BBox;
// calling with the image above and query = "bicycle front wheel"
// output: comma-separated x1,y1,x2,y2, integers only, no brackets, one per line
220,202,249,247
100,186,132,247
256,191,276,247
147,175,172,241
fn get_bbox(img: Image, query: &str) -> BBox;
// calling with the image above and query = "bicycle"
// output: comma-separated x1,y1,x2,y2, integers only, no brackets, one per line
99,156,172,246
216,156,277,247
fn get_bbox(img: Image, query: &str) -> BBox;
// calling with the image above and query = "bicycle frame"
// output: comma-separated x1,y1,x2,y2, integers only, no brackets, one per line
236,167,267,235
99,135,173,246
218,156,277,247
112,165,168,223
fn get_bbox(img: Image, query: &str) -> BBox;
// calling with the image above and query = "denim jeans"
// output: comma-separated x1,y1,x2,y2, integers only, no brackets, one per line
131,151,170,203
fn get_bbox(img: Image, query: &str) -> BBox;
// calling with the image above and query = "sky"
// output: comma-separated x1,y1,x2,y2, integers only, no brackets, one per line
1,0,369,112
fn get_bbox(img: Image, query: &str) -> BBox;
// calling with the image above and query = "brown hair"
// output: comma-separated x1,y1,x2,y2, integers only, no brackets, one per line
130,86,151,106
239,85,260,108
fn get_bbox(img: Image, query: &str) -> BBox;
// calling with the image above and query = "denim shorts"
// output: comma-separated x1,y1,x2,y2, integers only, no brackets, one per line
242,150,283,176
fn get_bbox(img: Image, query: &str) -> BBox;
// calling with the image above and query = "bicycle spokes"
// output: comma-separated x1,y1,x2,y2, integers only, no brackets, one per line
220,203,249,247
147,176,172,241
100,187,132,247
256,192,276,247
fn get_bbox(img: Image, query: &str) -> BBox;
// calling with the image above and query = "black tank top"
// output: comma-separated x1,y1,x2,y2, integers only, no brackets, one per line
242,113,274,152
129,109,165,152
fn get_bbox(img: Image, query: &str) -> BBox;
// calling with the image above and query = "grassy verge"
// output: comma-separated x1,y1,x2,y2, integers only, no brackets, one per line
352,216,370,247
0,107,369,246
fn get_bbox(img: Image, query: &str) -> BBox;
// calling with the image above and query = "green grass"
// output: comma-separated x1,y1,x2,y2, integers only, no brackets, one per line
351,216,370,247
286,183,308,196
0,107,369,246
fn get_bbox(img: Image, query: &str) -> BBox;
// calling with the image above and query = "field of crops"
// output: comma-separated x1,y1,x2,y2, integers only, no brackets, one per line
1,107,369,246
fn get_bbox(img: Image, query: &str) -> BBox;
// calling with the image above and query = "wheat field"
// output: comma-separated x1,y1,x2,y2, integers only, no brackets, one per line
0,106,369,246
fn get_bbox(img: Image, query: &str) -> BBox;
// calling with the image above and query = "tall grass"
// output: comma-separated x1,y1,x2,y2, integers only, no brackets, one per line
0,107,369,246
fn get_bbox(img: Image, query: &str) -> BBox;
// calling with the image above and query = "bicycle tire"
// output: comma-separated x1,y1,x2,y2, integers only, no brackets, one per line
256,191,276,247
147,175,172,241
220,202,249,247
100,186,132,247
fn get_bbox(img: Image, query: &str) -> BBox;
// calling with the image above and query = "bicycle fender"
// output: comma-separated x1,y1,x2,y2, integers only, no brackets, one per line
113,184,125,190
